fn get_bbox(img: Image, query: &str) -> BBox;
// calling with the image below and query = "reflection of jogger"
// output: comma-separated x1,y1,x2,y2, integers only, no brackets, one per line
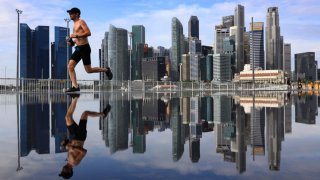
59,94,111,179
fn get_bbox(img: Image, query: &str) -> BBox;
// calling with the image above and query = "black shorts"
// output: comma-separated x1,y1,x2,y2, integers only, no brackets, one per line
70,44,91,65
67,119,87,141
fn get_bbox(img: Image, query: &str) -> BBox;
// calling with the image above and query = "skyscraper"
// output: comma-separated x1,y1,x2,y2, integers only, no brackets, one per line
212,54,232,83
234,4,245,73
250,22,264,70
108,25,129,82
188,16,199,39
279,36,284,70
20,23,32,79
243,32,250,65
214,16,234,55
52,26,72,79
132,25,145,80
205,54,213,81
266,7,281,70
141,56,166,81
182,54,190,81
190,54,200,81
214,25,229,54
283,43,291,75
34,26,50,79
223,36,236,77
171,17,184,81
100,32,108,80
295,52,317,81
189,38,201,81
222,15,234,28
20,24,49,79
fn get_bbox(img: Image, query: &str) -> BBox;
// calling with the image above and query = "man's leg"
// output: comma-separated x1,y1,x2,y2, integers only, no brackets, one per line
80,103,111,120
82,43,113,80
84,65,113,80
65,96,78,126
68,60,78,88
80,110,105,120
84,65,108,73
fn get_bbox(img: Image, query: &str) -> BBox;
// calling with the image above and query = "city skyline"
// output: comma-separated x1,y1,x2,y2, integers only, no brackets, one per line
1,0,320,80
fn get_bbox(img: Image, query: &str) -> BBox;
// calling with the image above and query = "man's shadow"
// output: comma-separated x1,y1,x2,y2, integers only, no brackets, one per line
59,94,111,179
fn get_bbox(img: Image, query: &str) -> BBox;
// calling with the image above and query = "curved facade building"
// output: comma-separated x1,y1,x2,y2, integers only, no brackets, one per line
108,25,129,83
171,17,184,81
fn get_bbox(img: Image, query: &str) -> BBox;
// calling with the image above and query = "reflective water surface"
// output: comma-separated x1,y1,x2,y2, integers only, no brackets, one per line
0,92,319,179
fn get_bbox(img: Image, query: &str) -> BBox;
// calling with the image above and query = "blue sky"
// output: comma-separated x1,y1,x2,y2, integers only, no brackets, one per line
0,0,319,79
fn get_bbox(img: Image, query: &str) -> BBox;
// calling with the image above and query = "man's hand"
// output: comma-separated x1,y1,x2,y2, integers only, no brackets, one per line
66,38,75,46
70,33,78,38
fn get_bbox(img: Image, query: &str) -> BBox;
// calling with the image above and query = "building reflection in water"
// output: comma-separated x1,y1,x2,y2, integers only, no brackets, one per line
105,93,129,154
17,92,318,174
51,95,68,153
295,94,318,124
172,97,183,161
20,94,50,156
132,98,145,153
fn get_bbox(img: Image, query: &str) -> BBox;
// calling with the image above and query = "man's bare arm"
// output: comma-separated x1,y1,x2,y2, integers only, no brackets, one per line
71,20,91,38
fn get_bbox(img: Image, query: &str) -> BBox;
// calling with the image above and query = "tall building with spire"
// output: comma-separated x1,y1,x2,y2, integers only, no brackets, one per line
171,17,184,81
266,7,281,70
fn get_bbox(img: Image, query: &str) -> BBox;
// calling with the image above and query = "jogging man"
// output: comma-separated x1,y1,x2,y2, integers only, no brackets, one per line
66,7,112,93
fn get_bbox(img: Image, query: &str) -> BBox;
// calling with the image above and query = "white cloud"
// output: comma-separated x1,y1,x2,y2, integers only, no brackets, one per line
1,0,319,79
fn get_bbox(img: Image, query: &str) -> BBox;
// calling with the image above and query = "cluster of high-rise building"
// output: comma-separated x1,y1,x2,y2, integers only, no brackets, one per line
19,24,72,80
18,92,318,172
99,24,170,84
98,5,296,84
18,4,318,83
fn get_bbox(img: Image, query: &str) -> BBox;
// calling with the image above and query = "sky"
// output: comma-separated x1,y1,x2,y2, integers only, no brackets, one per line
0,0,319,80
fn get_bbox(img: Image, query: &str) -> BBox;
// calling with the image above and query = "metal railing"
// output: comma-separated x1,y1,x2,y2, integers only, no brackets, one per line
0,78,291,93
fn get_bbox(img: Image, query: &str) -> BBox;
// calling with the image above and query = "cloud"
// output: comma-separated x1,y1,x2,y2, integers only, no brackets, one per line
1,0,320,79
